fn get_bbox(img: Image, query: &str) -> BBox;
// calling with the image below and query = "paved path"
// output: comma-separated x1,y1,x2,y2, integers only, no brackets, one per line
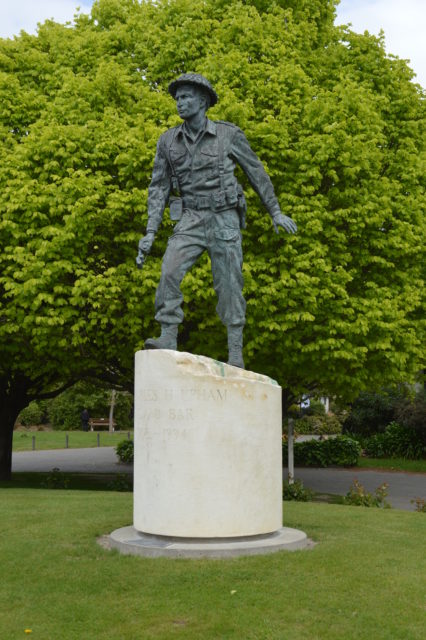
283,467,425,511
12,447,132,475
12,448,425,511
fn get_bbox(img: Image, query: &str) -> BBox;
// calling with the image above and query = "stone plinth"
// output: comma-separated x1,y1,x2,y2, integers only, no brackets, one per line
104,526,311,558
133,350,283,538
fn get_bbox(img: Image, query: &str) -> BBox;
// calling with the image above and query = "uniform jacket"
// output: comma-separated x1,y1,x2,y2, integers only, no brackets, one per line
146,118,281,234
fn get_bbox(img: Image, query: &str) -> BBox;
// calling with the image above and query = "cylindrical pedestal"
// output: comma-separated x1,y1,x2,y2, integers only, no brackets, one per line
134,350,283,538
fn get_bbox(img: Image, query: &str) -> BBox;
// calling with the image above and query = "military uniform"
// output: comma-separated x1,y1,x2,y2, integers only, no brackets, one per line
140,73,296,367
146,118,282,328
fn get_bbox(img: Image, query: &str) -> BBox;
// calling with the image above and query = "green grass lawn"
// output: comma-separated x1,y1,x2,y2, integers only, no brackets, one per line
13,429,131,452
355,456,426,473
1,482,425,640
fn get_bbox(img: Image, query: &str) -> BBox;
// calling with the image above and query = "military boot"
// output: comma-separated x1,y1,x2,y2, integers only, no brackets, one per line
227,325,245,369
144,324,178,350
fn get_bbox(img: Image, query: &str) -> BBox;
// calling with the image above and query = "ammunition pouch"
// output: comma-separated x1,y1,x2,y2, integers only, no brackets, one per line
169,196,183,221
179,184,246,229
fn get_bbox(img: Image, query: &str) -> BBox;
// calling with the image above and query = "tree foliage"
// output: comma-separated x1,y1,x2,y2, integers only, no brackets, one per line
0,0,424,477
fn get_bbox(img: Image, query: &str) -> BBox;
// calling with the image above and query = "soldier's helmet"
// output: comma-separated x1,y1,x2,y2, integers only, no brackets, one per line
168,73,218,108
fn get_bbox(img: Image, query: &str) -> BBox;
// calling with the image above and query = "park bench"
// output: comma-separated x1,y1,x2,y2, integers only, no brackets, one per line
89,418,116,432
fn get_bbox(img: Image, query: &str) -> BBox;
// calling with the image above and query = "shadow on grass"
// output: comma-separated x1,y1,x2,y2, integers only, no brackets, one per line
0,472,133,492
3,475,343,506
311,492,344,505
5,474,342,506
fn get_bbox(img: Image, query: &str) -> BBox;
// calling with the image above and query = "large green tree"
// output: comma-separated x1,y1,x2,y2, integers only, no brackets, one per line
0,0,424,478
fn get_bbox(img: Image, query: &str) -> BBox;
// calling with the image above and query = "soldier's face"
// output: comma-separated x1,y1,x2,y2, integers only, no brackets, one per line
175,85,207,120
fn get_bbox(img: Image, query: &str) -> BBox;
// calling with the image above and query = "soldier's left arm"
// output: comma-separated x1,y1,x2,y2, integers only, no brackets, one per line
230,127,297,234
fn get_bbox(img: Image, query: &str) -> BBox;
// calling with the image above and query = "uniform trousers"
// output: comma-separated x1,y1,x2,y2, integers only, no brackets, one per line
154,207,246,327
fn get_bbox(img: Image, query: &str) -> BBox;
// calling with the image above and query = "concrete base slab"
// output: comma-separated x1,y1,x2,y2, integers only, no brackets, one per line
101,526,312,559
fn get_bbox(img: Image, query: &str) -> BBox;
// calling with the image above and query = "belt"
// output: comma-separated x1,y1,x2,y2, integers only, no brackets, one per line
182,193,238,211
182,195,211,210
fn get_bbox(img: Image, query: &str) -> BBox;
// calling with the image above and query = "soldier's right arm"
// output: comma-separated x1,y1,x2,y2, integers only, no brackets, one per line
141,135,172,252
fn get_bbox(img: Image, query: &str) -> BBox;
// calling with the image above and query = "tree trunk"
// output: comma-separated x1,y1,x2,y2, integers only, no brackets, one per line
109,389,116,433
0,420,14,481
0,398,26,481
0,373,86,480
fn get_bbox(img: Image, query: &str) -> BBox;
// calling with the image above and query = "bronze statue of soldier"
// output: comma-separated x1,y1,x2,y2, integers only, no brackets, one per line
137,73,297,368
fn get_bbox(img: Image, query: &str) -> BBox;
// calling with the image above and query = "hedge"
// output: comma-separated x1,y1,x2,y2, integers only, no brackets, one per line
283,436,361,467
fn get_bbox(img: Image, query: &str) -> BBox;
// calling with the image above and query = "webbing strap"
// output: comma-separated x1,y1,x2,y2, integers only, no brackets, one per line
217,123,226,195
167,127,180,194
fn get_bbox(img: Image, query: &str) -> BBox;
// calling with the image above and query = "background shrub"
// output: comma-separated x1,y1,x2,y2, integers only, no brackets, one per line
47,392,86,431
283,436,361,467
364,422,425,459
115,440,134,464
17,401,48,426
411,498,426,513
395,390,426,447
302,400,326,416
283,480,313,502
321,437,362,466
40,468,70,490
343,480,391,508
342,388,408,437
295,413,342,435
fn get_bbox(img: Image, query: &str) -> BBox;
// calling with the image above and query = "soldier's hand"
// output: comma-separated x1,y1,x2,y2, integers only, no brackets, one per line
138,232,155,253
272,214,297,235
136,233,155,270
